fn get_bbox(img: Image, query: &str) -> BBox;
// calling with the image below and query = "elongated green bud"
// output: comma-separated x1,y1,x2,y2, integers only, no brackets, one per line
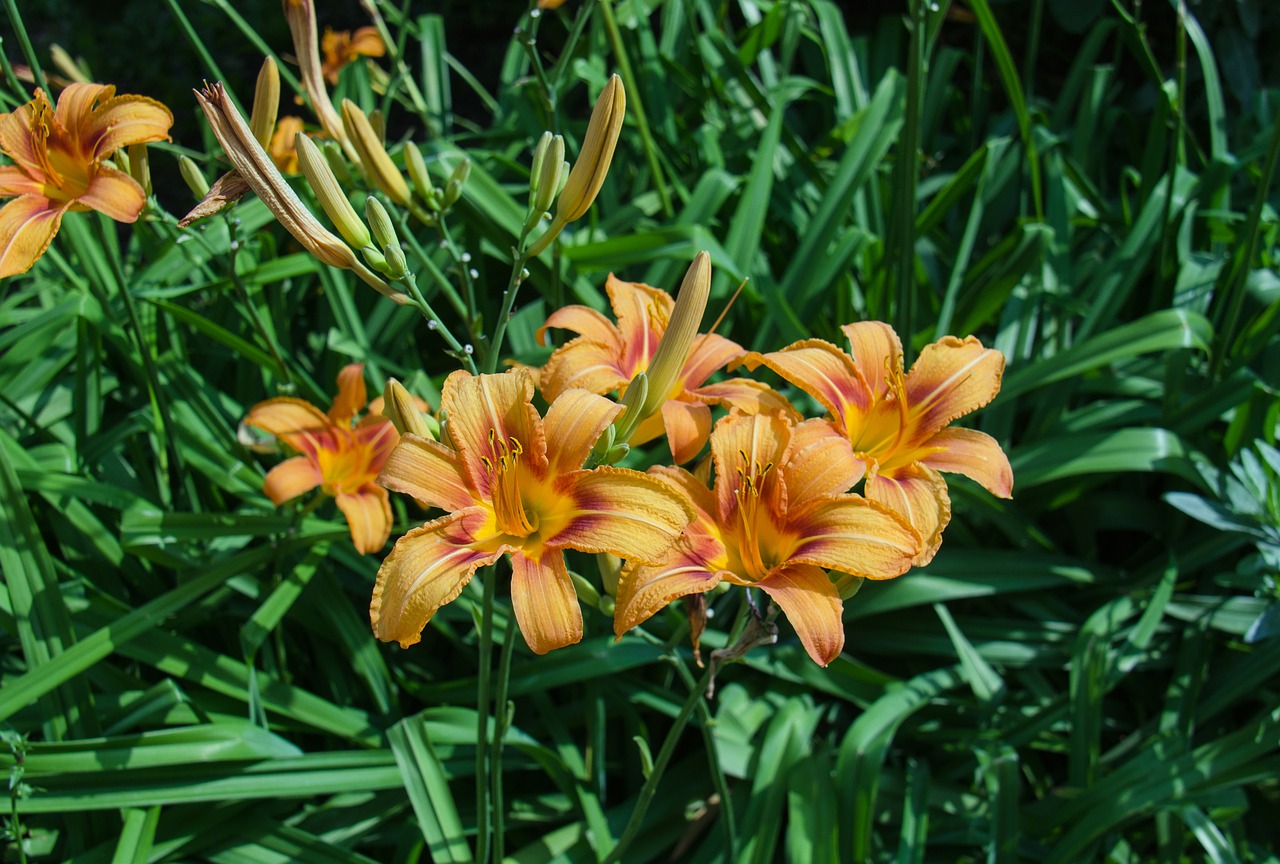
365,196,398,250
178,155,210,199
320,140,352,185
127,143,152,196
341,99,412,206
382,378,434,439
296,132,371,250
404,141,435,202
250,57,280,147
532,135,565,216
529,132,553,195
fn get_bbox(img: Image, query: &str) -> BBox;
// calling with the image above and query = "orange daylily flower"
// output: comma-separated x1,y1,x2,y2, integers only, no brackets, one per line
372,369,693,655
246,363,398,555
537,274,795,463
0,83,173,277
321,27,386,85
614,412,920,666
750,322,1013,565
268,116,306,174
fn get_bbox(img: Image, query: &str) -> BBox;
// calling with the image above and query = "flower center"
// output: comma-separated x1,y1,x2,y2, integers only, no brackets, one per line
481,429,538,538
733,449,774,582
848,359,911,461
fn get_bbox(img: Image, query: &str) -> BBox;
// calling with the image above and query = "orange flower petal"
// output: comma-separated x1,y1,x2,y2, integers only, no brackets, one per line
547,466,692,563
370,508,505,648
536,303,619,348
0,95,47,178
661,399,711,464
84,91,173,160
606,275,671,373
540,335,628,400
783,419,864,500
349,27,386,58
710,412,790,524
748,339,871,427
786,494,920,579
336,487,392,554
865,464,951,566
542,388,623,475
262,455,322,504
841,321,903,399
613,557,723,637
377,433,475,513
679,333,746,390
0,166,42,197
245,397,331,458
510,549,583,654
0,195,68,278
329,363,367,424
77,164,146,223
904,337,1005,441
920,427,1013,498
441,370,546,492
52,82,112,144
692,378,798,418
756,563,844,666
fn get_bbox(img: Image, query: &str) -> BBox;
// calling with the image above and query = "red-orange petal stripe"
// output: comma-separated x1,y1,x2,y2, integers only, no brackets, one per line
613,558,723,637
919,427,1013,498
542,388,623,475
710,412,790,525
547,466,693,563
864,464,951,566
539,335,629,401
748,339,871,429
679,333,746,391
786,493,919,579
441,369,546,493
536,303,619,348
0,195,68,278
661,399,712,465
370,508,505,648
903,337,1005,442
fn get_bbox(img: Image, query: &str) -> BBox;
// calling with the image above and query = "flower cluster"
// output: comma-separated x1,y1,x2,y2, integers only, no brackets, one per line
364,263,1012,665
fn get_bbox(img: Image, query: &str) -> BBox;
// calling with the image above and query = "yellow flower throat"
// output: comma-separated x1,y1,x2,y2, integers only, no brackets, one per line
734,450,774,582
481,429,538,538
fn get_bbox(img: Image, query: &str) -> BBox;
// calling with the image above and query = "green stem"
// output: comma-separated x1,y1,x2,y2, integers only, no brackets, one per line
474,571,495,864
490,617,518,863
600,664,714,864
436,219,479,331
598,0,673,217
164,0,242,116
892,0,925,341
226,238,293,387
1,0,44,96
485,231,533,374
397,217,469,321
401,271,478,374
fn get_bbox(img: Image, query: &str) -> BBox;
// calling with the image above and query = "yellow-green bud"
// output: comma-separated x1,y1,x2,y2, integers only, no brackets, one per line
365,196,398,250
382,378,434,439
250,57,281,148
531,135,565,217
449,158,471,187
369,109,386,144
443,178,463,208
127,143,152,196
320,140,352,185
382,243,409,280
529,132,553,194
404,141,435,203
296,133,372,250
570,571,601,610
178,155,210,199
341,99,412,207
362,245,392,276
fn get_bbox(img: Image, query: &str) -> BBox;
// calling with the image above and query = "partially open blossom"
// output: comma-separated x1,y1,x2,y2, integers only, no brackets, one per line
750,322,1013,565
614,412,920,666
246,364,398,554
372,369,693,654
0,83,172,277
538,273,795,463
269,116,306,173
321,27,385,84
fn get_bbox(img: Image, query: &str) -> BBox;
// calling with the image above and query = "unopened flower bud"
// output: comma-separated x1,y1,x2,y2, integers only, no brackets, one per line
365,196,398,250
639,251,711,420
178,155,210,199
250,57,280,147
341,98,412,206
531,134,565,218
449,157,471,187
49,44,90,84
529,132,553,195
403,141,435,203
362,245,391,275
127,143,152,196
369,108,386,144
382,378,434,439
527,74,626,257
296,133,371,250
382,243,409,280
570,571,602,610
443,178,463,208
320,140,352,185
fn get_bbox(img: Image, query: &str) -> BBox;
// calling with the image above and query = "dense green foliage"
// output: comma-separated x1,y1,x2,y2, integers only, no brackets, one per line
2,0,1279,861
